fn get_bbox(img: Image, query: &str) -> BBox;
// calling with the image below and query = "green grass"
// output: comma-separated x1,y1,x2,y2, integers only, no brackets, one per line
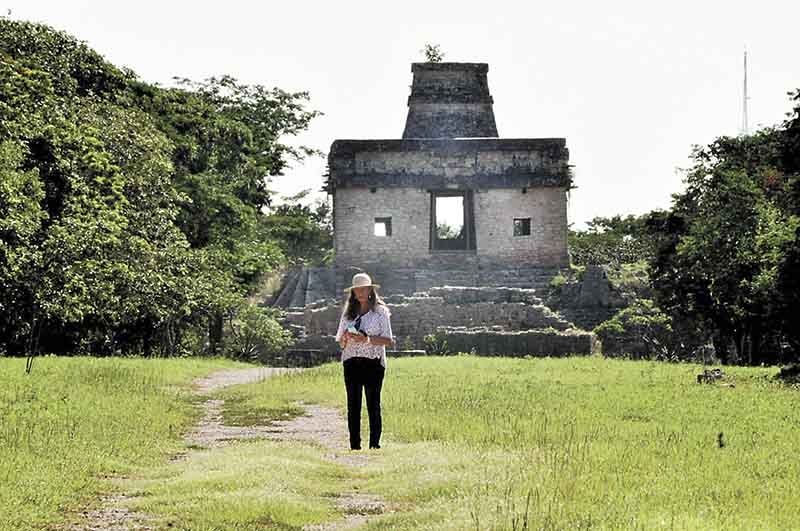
144,356,799,530
4,355,798,530
126,440,346,530
0,355,247,530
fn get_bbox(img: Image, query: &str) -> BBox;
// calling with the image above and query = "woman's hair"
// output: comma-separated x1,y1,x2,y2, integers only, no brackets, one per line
342,286,386,320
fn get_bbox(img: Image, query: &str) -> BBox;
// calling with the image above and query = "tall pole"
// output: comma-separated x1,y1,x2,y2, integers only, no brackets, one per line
742,50,749,135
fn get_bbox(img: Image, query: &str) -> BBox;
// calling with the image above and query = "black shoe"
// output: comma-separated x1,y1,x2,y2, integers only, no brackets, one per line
369,444,381,449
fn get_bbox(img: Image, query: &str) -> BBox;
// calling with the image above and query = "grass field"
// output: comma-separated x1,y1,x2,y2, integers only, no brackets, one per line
129,356,799,530
2,355,798,530
0,355,246,530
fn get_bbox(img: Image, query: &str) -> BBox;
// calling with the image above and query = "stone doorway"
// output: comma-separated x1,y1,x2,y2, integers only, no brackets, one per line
430,190,476,251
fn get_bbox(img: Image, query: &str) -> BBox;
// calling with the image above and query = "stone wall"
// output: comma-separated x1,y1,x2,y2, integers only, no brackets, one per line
278,327,594,360
436,328,595,357
404,103,498,139
350,147,562,180
328,139,569,190
474,187,568,265
402,62,497,138
545,265,628,330
333,187,430,267
333,186,568,268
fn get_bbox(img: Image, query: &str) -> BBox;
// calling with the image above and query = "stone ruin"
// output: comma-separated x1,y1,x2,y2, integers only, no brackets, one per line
265,62,622,364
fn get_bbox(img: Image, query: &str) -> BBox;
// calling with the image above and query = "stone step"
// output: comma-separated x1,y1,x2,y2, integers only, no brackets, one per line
435,327,595,357
279,311,306,327
415,268,560,292
305,266,337,306
272,267,302,308
555,307,621,331
426,286,543,305
288,267,310,309
387,300,573,344
297,288,575,347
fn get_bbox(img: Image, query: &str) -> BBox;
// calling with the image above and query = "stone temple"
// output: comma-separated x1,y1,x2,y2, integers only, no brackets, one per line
327,62,571,295
270,62,610,363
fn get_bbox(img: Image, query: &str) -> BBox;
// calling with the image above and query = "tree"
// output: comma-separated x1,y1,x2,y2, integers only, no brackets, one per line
261,190,333,266
774,89,800,356
0,18,321,359
436,221,462,240
568,214,660,266
649,128,800,365
0,141,46,356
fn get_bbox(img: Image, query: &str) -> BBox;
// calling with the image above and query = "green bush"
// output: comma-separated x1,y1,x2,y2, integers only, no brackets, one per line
604,261,652,300
423,333,449,355
594,299,702,361
549,272,567,289
223,304,294,363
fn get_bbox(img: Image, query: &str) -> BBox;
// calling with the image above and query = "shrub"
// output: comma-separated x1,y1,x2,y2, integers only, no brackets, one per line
223,304,294,363
594,299,703,361
604,261,652,300
549,273,567,289
423,333,449,355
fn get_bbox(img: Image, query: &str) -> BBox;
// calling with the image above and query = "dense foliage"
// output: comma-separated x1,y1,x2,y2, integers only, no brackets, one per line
0,18,327,358
646,108,800,365
568,214,659,266
260,189,333,266
574,92,800,365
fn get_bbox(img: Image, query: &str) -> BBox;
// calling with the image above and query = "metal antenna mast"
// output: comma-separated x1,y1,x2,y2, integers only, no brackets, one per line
741,49,750,135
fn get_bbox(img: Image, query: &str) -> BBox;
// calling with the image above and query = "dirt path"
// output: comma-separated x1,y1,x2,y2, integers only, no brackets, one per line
57,366,385,531
269,404,386,530
179,367,300,451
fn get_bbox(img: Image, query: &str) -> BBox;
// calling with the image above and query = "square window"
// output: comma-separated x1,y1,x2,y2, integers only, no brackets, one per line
513,218,531,236
374,217,392,237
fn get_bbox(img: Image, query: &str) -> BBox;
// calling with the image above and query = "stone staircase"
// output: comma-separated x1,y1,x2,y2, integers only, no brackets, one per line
263,263,638,365
269,266,336,310
413,266,561,292
273,284,595,363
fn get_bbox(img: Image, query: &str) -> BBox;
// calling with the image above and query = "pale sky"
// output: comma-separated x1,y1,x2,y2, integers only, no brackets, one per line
5,0,799,229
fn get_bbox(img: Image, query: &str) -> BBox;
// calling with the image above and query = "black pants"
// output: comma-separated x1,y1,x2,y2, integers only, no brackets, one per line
343,357,385,449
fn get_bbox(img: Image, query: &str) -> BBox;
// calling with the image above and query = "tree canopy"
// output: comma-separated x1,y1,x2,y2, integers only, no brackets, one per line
645,100,800,365
0,18,327,359
567,91,800,365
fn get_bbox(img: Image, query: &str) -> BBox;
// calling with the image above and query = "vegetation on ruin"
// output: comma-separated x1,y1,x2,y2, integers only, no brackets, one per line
422,43,445,63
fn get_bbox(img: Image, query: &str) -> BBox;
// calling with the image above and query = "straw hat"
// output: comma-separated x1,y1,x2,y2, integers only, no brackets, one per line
344,272,380,291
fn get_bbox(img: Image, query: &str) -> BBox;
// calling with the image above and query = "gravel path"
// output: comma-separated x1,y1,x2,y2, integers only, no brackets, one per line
56,366,385,531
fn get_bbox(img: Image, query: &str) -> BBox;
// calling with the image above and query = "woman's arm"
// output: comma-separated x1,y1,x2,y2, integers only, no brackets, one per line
335,314,349,349
372,305,395,347
363,335,393,347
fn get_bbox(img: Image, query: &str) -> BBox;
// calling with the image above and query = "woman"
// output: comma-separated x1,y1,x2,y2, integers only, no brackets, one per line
335,272,394,450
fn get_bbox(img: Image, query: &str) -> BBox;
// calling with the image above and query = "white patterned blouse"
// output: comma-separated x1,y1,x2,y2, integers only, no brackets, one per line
335,303,393,368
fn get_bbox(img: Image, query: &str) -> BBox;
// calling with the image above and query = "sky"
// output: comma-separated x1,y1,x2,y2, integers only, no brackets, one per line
4,0,799,229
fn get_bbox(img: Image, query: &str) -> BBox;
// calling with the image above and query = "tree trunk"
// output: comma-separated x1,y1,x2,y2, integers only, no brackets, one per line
209,311,224,356
733,327,745,365
750,321,763,366
713,330,731,365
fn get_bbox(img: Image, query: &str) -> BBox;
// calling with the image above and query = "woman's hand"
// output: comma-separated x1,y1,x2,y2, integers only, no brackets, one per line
345,331,368,343
340,331,355,348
